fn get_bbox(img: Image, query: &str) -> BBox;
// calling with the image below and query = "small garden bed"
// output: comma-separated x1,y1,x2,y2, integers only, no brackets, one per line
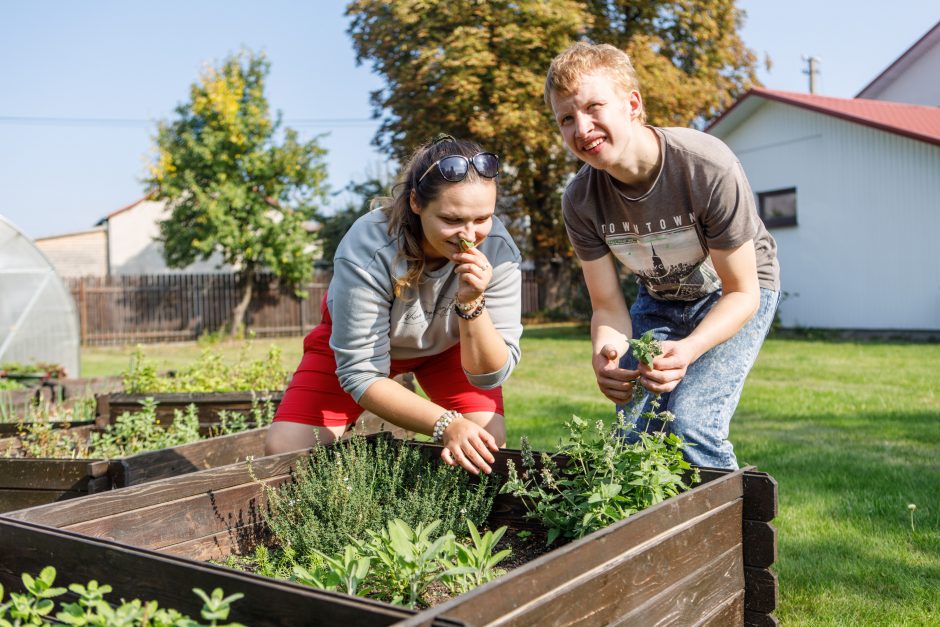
0,399,275,513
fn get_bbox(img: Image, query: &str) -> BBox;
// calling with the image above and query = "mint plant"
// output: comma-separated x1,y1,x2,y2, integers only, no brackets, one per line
501,330,699,545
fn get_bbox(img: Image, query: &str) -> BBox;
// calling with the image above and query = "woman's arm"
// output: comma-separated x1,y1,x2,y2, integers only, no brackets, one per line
358,378,498,475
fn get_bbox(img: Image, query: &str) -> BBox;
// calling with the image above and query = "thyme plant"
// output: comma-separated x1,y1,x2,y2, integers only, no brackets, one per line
259,434,499,559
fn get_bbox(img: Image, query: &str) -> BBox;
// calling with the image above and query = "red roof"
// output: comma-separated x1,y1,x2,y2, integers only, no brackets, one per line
708,88,940,147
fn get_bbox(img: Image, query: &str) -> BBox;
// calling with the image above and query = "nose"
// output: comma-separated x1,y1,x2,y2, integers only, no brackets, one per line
574,112,593,138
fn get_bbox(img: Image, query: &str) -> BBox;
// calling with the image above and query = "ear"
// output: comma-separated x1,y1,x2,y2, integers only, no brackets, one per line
629,90,644,121
409,190,421,215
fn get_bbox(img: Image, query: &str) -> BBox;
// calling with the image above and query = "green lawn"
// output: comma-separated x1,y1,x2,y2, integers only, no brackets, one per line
81,326,940,625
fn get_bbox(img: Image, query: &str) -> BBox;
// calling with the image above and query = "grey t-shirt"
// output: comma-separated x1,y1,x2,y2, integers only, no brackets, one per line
328,209,523,402
563,127,779,301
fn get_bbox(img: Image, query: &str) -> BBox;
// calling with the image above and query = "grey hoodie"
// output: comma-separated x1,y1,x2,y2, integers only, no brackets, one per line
327,209,523,402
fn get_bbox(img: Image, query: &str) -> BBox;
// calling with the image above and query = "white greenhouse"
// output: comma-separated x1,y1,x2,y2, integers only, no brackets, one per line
0,215,80,377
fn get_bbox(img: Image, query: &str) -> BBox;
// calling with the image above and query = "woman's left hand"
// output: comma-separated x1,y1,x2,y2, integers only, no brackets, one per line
452,247,492,304
637,339,695,394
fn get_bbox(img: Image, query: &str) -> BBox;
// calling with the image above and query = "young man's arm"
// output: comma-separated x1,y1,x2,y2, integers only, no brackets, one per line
581,254,640,404
639,240,760,394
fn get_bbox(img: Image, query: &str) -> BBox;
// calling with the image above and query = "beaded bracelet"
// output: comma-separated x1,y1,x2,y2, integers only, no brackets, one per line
454,296,486,320
432,410,461,443
454,294,483,313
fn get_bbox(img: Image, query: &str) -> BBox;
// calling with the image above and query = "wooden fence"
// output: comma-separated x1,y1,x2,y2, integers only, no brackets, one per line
67,270,540,346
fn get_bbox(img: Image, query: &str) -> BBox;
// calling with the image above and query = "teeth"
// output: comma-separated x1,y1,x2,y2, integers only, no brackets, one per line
584,138,603,150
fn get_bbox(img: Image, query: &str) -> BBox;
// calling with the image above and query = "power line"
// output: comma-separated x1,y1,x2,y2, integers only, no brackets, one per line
0,115,377,128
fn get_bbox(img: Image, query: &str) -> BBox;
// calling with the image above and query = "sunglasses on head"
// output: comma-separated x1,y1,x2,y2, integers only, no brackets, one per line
417,152,500,185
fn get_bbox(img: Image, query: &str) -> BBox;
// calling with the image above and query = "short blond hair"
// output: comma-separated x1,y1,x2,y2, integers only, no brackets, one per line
544,41,646,124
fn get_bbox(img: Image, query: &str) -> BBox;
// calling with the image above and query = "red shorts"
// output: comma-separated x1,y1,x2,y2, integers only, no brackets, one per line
274,296,504,427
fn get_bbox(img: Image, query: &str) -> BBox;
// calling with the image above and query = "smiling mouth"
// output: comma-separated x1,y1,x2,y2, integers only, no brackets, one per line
583,138,604,152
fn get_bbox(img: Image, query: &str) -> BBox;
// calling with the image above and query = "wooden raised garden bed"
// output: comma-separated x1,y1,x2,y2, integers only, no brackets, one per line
0,426,269,513
0,517,419,627
4,439,779,626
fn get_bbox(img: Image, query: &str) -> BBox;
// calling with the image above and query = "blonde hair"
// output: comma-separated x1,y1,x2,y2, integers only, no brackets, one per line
544,41,647,124
381,136,496,298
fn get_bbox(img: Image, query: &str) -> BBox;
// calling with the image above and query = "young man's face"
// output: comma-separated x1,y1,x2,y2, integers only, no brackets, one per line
549,70,642,171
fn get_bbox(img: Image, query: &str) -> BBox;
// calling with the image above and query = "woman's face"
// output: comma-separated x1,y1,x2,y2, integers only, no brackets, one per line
410,180,496,263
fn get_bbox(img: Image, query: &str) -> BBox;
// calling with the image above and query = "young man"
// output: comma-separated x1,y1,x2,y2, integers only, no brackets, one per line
545,42,780,469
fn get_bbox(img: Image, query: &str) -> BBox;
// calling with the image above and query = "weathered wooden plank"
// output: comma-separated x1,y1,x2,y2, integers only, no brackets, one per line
0,420,95,437
113,427,269,486
484,501,744,627
6,448,311,526
160,522,273,562
63,476,288,550
608,546,744,627
97,392,283,427
745,609,780,627
402,471,745,627
744,566,778,614
0,518,414,627
0,457,109,490
743,520,777,568
700,590,745,626
743,472,777,522
0,488,89,511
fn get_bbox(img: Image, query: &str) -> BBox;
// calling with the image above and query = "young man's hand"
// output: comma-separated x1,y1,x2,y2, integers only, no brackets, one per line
592,343,639,404
636,339,694,394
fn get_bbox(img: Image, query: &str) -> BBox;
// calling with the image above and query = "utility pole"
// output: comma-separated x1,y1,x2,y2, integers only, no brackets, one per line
802,55,821,94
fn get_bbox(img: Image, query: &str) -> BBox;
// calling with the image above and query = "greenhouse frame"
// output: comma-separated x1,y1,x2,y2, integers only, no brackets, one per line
0,215,80,377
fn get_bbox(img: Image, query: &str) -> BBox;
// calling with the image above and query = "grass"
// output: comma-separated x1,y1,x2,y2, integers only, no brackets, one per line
79,325,940,625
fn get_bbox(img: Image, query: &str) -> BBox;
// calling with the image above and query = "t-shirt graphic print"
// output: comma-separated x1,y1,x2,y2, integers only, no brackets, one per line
607,223,720,301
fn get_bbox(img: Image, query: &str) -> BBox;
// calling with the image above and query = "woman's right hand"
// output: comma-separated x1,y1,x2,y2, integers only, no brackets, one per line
439,416,498,475
592,343,639,404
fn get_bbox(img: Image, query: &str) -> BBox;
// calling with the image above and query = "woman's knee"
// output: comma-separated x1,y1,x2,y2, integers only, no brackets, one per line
264,422,344,455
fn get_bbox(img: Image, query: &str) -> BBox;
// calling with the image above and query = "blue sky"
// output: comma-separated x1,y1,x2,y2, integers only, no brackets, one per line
1,1,936,239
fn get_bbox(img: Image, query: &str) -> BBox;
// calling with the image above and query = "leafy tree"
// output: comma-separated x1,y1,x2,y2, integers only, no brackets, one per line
147,50,329,335
346,0,757,311
315,167,392,265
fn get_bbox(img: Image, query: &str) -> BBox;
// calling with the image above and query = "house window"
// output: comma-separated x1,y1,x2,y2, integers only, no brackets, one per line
757,187,797,228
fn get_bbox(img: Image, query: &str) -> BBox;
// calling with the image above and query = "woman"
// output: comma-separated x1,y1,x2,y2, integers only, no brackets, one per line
265,136,523,475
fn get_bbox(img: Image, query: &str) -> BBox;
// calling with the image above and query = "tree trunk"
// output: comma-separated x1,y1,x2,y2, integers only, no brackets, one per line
231,272,254,337
535,257,581,312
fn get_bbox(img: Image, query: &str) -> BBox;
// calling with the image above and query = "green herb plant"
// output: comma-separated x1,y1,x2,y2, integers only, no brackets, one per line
290,517,510,609
6,398,273,460
258,434,499,559
122,344,288,394
502,330,699,545
439,520,512,594
0,566,245,626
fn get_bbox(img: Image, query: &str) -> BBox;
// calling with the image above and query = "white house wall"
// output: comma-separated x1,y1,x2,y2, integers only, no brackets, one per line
719,101,940,331
108,200,229,274
34,228,107,278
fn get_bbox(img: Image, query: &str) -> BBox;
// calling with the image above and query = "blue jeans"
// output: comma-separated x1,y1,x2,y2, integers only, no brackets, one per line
618,287,780,469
